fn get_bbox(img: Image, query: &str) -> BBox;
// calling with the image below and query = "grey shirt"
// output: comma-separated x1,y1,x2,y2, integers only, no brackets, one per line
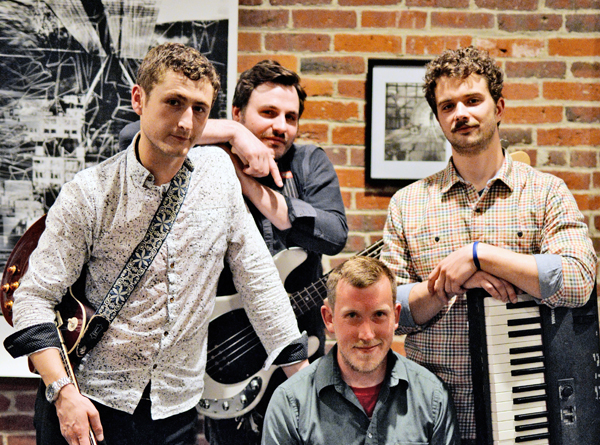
262,345,460,445
12,140,303,419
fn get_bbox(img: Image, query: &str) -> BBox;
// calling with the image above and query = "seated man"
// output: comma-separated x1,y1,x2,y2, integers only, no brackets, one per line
262,256,460,445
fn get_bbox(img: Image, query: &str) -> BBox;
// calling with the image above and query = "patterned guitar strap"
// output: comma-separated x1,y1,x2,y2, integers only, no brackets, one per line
75,158,193,358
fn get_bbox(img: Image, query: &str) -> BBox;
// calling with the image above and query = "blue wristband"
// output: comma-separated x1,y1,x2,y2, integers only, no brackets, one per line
473,241,481,270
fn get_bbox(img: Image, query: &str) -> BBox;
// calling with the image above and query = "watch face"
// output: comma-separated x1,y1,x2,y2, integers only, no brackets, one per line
45,384,55,402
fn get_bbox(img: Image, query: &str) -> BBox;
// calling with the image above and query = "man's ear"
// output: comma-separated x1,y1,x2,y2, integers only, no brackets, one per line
321,301,335,335
231,106,242,123
131,85,144,117
394,303,401,330
495,97,505,124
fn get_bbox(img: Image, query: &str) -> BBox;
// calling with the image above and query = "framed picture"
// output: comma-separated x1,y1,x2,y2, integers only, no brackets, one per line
366,59,451,183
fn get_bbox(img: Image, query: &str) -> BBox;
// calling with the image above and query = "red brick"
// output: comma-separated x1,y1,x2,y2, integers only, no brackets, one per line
571,149,598,168
323,146,349,166
595,215,600,231
475,0,539,9
340,0,400,4
14,393,36,412
573,193,590,211
498,14,562,32
503,106,563,124
572,62,600,78
302,78,334,97
541,149,568,167
341,191,353,208
347,213,388,231
301,57,365,75
0,394,10,411
293,10,357,28
538,128,600,146
336,167,366,188
547,0,600,8
549,38,600,56
335,34,403,53
297,123,328,143
432,12,495,29
6,436,36,445
238,32,261,52
589,194,600,210
544,82,600,101
362,11,397,28
566,107,600,123
239,10,289,28
355,191,393,210
502,83,540,100
350,147,366,167
0,379,39,392
406,0,469,6
566,14,600,32
238,55,298,73
265,33,330,52
332,125,365,146
594,171,600,188
505,61,566,79
338,80,365,99
474,38,544,58
303,101,359,121
343,235,367,253
542,170,591,190
406,36,472,56
271,0,331,4
240,0,263,5
0,415,34,432
362,11,427,29
499,128,533,146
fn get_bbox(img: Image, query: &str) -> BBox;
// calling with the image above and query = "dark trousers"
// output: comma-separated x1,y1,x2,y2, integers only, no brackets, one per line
34,382,199,445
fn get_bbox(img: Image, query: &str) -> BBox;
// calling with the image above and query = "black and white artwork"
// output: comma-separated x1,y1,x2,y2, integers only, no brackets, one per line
0,0,237,377
366,59,450,182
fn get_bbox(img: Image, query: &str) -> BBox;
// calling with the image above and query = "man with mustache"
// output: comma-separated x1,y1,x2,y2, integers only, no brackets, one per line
380,46,597,443
120,60,348,444
262,256,460,445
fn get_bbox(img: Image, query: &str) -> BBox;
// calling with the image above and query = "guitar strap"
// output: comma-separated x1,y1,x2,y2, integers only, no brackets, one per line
74,157,193,358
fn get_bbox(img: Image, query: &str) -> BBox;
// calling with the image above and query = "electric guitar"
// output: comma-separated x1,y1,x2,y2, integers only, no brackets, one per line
198,238,384,419
0,215,386,419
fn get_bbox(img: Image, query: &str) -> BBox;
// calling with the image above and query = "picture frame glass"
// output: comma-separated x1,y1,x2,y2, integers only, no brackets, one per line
367,60,451,181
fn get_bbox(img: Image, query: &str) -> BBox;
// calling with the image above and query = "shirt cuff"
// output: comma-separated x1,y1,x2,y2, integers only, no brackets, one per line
4,322,61,358
268,332,308,369
397,283,419,328
534,254,563,300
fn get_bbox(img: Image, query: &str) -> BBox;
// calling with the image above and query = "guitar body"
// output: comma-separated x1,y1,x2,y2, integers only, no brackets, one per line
200,247,320,419
0,214,91,372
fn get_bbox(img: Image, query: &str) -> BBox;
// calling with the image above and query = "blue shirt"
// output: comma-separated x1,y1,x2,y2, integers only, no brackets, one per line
262,345,460,445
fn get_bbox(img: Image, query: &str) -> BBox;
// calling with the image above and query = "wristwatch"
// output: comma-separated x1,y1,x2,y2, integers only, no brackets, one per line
45,376,73,403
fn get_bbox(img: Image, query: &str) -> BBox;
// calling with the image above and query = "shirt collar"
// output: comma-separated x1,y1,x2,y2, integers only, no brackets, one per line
315,345,407,395
126,132,194,188
440,149,514,195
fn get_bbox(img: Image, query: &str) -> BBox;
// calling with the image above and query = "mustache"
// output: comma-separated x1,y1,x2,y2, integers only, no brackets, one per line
261,130,287,143
452,121,476,133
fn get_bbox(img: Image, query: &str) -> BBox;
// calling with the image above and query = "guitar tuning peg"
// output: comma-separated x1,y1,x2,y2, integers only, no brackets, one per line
8,265,17,275
2,283,10,292
4,300,12,310
10,281,19,291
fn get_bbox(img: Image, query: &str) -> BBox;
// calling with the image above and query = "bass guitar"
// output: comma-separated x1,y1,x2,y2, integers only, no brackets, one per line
199,238,384,419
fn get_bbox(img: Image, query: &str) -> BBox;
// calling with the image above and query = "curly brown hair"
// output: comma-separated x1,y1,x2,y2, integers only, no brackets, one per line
136,42,221,104
423,46,503,117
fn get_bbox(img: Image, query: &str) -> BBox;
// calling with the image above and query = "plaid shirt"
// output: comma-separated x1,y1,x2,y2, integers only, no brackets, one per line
381,155,597,440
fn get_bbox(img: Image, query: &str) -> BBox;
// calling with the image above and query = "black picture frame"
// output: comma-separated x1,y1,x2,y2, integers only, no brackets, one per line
365,59,450,185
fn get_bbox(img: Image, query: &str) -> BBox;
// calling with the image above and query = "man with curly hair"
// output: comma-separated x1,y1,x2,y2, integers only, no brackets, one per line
380,46,596,443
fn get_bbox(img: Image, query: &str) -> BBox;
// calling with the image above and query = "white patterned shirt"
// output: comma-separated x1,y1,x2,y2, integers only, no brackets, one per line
12,139,302,419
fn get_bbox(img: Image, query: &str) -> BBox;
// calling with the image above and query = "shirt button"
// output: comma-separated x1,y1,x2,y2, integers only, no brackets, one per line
367,432,372,439
164,331,169,337
153,364,158,369
170,262,175,269
170,297,175,303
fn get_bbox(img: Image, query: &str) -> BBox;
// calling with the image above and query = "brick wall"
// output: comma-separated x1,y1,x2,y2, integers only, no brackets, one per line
237,0,600,273
1,0,599,443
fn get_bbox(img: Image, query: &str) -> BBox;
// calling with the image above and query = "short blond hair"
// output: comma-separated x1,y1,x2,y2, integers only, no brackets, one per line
326,256,397,311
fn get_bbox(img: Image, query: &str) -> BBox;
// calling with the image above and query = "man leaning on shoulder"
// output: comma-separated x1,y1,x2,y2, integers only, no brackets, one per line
262,256,460,445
